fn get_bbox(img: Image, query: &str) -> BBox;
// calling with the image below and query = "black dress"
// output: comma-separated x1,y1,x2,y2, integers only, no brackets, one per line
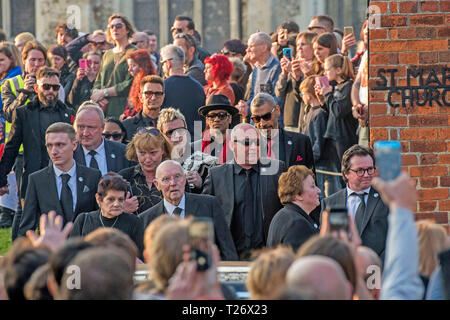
69,209,144,254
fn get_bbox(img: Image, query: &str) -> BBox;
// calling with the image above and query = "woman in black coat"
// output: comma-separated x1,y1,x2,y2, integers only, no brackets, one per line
267,165,321,252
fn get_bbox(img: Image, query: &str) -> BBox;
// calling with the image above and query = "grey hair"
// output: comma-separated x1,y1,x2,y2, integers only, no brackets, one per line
229,57,246,81
76,100,105,124
250,32,272,51
160,44,185,69
251,92,276,109
155,159,184,178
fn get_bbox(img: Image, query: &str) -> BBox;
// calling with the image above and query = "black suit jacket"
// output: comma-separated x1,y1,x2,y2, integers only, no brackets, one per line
18,163,101,237
0,99,75,196
122,111,157,141
139,193,238,261
321,187,389,260
273,129,315,170
73,139,131,174
202,158,286,244
267,203,320,252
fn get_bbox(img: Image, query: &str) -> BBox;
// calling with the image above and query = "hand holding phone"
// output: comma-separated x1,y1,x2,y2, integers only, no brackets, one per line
282,47,292,60
374,141,401,181
189,218,214,271
79,58,88,70
344,26,354,36
327,206,349,233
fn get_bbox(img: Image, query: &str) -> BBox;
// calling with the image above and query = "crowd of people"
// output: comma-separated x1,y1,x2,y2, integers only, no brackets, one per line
0,11,448,301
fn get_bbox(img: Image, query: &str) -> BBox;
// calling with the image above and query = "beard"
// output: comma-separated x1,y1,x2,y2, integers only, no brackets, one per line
38,92,57,107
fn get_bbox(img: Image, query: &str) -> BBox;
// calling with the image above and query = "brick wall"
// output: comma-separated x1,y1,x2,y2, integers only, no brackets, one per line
368,0,450,231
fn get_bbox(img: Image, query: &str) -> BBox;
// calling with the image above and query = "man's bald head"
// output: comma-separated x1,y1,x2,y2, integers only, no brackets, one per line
155,159,184,179
132,32,150,51
286,256,352,300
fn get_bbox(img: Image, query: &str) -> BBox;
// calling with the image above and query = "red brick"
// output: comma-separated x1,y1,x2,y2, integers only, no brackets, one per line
371,115,408,127
441,175,450,187
408,39,448,51
414,212,435,221
390,2,398,13
419,200,437,212
381,15,408,27
439,200,450,211
420,177,438,188
369,2,388,13
438,128,450,139
369,91,387,103
441,1,450,12
410,14,444,26
371,41,408,52
410,165,448,177
438,27,450,37
390,129,398,140
418,128,437,140
401,141,409,152
402,154,418,166
410,141,447,152
409,115,448,127
439,154,450,164
416,27,437,39
417,188,449,200
439,51,450,62
419,52,439,64
369,128,388,141
369,103,388,115
421,1,440,12
420,153,438,165
370,29,388,40
400,128,419,140
433,212,449,224
369,53,399,65
399,52,419,64
400,1,419,13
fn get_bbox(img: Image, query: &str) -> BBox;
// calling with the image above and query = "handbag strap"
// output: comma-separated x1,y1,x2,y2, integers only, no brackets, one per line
106,45,131,87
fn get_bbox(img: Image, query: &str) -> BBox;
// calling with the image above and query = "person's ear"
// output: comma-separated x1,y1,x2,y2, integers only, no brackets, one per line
153,178,160,191
72,140,78,152
95,193,102,206
143,248,150,263
275,105,281,118
33,83,39,93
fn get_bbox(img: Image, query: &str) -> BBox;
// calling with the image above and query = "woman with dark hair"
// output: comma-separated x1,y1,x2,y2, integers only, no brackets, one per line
103,117,127,144
91,13,136,117
122,49,156,119
119,128,172,214
69,173,144,254
47,45,75,99
203,54,235,105
311,33,338,74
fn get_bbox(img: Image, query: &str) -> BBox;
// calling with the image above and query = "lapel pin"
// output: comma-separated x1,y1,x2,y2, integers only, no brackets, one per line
374,193,379,198
65,113,68,117
111,154,116,159
314,223,318,229
78,177,83,182
288,140,292,145
261,168,267,173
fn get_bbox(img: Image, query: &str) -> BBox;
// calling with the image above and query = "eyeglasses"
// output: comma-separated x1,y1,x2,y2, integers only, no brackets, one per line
102,132,123,140
348,167,375,177
171,27,183,34
143,91,164,98
220,50,238,56
41,83,60,91
159,173,184,185
160,58,173,66
164,127,188,137
108,23,124,30
137,127,161,136
206,112,229,120
234,138,260,146
251,107,275,123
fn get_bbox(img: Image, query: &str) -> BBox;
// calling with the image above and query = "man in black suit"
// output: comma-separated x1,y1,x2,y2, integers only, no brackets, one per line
73,101,131,175
321,145,389,260
18,123,101,237
139,160,238,261
122,75,165,140
250,92,314,170
0,67,76,240
203,123,286,260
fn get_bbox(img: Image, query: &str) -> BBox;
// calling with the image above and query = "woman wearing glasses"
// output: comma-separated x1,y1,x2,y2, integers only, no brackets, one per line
70,173,144,255
91,14,136,118
103,117,127,144
119,128,172,214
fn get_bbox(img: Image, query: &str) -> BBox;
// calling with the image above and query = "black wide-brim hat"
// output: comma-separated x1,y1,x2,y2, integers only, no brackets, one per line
198,94,239,117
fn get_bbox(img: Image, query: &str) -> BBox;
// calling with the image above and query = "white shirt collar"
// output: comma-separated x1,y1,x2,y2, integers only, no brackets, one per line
53,161,77,177
82,139,105,156
346,185,371,196
164,194,186,215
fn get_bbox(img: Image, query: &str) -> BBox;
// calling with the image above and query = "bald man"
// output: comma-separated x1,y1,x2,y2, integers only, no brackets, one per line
139,160,238,261
286,256,353,300
202,123,286,260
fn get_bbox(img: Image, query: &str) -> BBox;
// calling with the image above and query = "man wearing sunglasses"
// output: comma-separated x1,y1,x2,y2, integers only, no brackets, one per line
307,15,334,34
0,67,75,239
173,33,206,86
321,145,389,262
122,75,165,140
73,102,131,176
250,93,314,170
203,123,286,260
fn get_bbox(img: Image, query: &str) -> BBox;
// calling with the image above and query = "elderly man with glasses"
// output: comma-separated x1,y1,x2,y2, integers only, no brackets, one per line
321,144,389,262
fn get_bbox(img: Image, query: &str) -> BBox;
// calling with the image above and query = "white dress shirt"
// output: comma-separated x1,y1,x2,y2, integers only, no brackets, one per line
82,139,107,175
164,194,186,218
54,162,78,212
346,186,371,220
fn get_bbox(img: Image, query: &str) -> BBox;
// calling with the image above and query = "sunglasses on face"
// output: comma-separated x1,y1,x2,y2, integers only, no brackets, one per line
108,23,124,30
171,27,183,34
251,107,275,123
234,138,260,146
41,83,60,91
102,132,122,140
143,91,164,98
137,127,161,136
206,112,229,120
164,127,188,137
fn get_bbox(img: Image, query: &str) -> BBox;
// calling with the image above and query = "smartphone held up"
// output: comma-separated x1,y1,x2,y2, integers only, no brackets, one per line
374,141,402,181
189,217,214,271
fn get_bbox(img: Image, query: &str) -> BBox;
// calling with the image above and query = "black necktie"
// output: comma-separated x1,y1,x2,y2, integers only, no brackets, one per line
353,192,367,232
173,207,182,216
88,150,99,169
243,170,254,244
60,174,74,223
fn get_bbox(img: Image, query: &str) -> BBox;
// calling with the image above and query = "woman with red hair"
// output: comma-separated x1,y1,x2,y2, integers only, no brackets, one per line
122,49,156,119
203,54,235,105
